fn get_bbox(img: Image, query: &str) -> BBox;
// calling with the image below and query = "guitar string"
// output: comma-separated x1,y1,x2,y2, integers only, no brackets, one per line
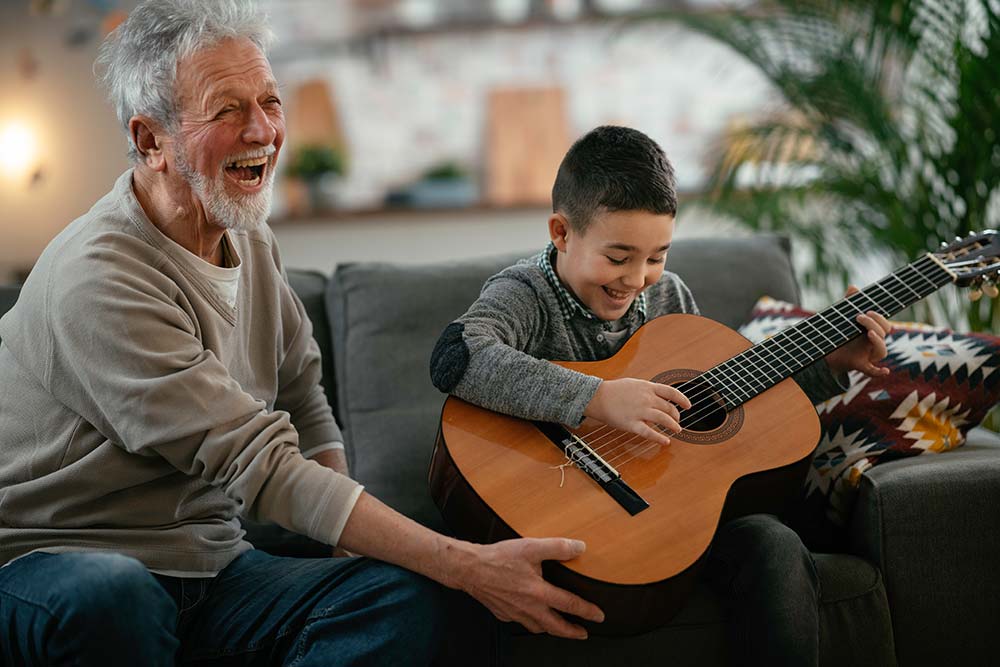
581,255,942,458
579,267,921,464
593,258,947,470
566,256,949,472
597,257,949,469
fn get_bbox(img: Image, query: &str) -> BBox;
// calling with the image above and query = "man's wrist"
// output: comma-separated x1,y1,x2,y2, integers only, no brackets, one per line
433,536,478,592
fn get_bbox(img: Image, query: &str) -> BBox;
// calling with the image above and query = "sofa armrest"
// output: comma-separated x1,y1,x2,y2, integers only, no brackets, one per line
848,426,1000,666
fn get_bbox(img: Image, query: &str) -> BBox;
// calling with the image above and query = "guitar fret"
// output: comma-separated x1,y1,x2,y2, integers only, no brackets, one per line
706,254,958,409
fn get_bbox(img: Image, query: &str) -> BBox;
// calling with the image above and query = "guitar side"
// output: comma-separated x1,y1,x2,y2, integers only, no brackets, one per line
429,313,821,634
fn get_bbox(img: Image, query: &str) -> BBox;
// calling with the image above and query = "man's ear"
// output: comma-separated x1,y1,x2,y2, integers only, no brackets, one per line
129,115,167,171
548,213,572,252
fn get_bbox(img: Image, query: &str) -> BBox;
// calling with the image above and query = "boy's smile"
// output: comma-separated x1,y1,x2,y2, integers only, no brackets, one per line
549,208,675,321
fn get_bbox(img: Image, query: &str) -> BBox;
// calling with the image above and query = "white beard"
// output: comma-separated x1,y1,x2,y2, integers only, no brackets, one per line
174,143,275,231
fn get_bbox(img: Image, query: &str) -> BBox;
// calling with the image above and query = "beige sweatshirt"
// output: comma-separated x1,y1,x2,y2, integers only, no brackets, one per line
0,171,362,573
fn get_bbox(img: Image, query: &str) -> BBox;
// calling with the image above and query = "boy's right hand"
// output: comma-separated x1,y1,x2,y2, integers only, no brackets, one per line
584,378,691,445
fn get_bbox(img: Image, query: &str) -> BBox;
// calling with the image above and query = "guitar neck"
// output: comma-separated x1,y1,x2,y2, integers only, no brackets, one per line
705,253,957,409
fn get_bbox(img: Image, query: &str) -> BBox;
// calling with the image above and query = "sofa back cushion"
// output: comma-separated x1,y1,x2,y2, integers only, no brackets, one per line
327,233,800,526
328,253,526,529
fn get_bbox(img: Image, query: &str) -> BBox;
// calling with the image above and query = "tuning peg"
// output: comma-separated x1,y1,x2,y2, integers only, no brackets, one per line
970,285,984,301
984,282,999,298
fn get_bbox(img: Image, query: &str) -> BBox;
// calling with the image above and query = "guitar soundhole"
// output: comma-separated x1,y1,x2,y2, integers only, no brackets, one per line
651,369,744,445
674,377,726,432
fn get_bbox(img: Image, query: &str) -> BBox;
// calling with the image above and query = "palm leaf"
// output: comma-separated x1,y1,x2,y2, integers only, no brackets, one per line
647,0,1000,332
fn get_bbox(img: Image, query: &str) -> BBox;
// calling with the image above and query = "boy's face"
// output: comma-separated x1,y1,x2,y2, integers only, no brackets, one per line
549,208,675,321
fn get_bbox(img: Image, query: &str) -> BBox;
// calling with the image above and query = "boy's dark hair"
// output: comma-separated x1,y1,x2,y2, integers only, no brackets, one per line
552,125,677,233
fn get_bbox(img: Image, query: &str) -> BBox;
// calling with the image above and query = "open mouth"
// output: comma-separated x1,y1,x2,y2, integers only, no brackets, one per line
603,286,633,302
224,156,268,188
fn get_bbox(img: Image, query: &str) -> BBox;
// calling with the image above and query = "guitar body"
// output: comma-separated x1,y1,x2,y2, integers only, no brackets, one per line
429,313,821,636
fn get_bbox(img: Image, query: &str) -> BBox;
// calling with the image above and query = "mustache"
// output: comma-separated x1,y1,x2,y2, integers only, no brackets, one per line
223,145,277,164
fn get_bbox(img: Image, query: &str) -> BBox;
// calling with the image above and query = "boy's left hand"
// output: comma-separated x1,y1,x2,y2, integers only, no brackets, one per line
824,286,892,378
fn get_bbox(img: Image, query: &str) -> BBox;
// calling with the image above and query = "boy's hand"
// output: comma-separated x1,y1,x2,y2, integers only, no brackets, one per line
450,538,604,640
584,378,692,445
824,286,892,378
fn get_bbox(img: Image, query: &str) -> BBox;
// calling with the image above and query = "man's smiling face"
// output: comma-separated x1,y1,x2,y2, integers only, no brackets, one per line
168,36,285,230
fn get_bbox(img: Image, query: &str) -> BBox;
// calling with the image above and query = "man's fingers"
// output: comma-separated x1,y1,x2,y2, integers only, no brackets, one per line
546,584,606,624
521,537,586,563
535,609,589,640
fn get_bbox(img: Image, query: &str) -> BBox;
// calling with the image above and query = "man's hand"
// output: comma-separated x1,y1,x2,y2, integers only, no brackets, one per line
824,286,892,378
445,537,604,640
337,493,603,640
584,378,691,445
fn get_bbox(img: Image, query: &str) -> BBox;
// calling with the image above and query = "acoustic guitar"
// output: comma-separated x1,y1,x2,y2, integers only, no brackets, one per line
429,231,1000,636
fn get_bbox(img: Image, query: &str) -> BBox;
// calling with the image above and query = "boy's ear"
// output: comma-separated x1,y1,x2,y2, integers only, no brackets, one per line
129,115,168,171
549,213,572,251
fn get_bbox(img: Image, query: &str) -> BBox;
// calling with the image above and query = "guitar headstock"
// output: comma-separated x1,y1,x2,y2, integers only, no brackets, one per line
935,230,1000,298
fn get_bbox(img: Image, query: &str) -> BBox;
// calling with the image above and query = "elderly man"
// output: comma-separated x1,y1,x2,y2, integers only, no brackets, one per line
0,1,603,665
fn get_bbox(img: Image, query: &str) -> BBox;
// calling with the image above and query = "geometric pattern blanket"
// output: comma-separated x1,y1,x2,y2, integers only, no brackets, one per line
738,296,1000,526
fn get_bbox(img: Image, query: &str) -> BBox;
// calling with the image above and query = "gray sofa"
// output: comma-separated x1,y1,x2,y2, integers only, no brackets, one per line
2,233,998,666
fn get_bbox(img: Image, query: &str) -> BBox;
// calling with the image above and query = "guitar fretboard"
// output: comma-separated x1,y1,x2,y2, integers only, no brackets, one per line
700,254,955,410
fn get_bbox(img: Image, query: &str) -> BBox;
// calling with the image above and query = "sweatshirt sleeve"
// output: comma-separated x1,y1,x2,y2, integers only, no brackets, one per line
41,252,361,547
792,357,849,405
430,275,601,426
273,282,345,457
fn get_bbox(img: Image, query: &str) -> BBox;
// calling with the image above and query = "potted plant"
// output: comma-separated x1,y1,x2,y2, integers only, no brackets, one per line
651,0,999,332
284,144,346,213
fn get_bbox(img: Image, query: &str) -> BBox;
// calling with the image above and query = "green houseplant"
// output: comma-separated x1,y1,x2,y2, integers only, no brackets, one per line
652,0,999,334
285,144,346,212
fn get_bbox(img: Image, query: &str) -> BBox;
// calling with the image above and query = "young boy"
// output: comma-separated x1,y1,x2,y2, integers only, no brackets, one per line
430,125,891,664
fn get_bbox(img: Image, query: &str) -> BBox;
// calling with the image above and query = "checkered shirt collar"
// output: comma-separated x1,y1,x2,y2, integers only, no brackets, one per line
538,242,647,322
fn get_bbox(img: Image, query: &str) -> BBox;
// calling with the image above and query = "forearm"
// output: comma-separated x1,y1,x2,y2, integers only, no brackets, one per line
336,491,470,590
338,492,606,639
793,357,848,405
451,349,601,426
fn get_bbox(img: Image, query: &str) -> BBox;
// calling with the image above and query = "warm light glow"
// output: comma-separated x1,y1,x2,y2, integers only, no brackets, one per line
0,122,37,178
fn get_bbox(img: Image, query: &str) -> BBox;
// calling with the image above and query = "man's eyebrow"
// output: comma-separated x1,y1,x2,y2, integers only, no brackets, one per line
208,81,281,104
604,243,672,252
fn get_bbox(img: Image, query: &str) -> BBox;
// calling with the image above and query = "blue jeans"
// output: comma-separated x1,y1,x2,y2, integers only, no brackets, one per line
0,549,445,666
705,514,821,667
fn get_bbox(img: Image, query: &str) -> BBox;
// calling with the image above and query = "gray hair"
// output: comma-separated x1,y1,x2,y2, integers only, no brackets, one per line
96,0,274,162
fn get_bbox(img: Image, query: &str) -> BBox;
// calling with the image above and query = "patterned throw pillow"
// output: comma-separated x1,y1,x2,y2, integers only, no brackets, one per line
738,296,1000,526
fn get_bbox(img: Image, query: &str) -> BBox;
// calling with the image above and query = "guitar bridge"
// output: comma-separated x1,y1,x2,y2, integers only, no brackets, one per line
533,421,650,516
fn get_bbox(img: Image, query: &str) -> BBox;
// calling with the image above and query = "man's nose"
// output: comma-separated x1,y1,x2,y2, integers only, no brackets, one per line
242,103,277,145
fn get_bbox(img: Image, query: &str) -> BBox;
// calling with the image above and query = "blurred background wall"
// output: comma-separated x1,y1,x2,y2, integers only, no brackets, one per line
0,0,762,281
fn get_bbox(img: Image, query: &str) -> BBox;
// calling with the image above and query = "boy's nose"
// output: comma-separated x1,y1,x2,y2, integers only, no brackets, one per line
622,269,644,289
